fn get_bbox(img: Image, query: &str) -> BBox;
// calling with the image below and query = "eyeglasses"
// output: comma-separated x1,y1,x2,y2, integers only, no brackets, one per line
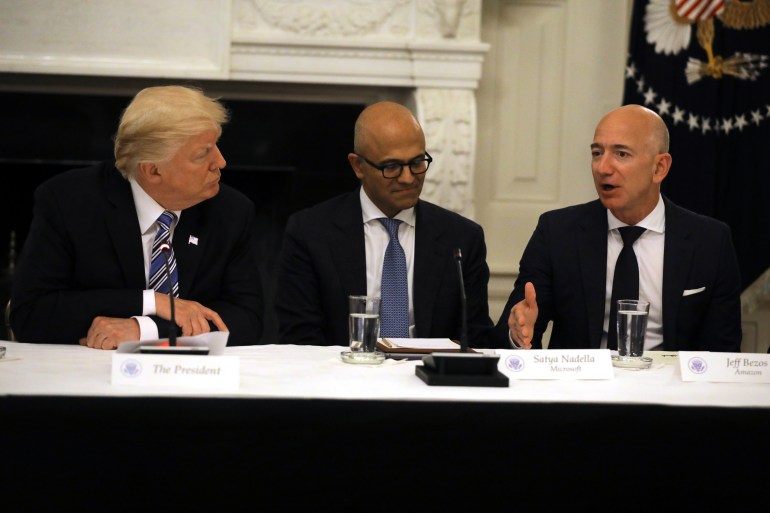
356,152,433,179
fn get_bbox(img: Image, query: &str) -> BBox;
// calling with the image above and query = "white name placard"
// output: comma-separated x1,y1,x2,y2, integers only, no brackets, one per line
500,349,614,380
679,351,770,383
112,354,240,390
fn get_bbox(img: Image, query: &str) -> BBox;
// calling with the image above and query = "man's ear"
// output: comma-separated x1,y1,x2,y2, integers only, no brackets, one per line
139,162,161,183
348,153,364,179
652,152,671,184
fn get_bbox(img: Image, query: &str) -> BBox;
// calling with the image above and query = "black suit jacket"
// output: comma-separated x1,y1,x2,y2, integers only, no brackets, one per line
489,197,742,351
10,162,264,345
274,189,493,347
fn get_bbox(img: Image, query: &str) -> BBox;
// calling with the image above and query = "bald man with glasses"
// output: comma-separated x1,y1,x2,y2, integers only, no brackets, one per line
274,101,493,347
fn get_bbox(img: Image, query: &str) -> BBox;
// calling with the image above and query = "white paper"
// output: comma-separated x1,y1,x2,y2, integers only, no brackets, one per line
382,338,460,350
116,331,229,355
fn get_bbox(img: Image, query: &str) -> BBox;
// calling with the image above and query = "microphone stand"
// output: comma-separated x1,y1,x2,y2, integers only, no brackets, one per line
160,244,176,347
454,249,468,353
414,249,508,387
138,242,209,355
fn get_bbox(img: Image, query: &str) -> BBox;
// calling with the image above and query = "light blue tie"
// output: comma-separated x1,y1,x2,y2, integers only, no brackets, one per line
378,218,409,338
148,211,179,297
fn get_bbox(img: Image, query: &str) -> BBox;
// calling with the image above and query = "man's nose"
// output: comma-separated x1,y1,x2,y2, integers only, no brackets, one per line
397,164,416,183
594,155,613,175
212,145,226,170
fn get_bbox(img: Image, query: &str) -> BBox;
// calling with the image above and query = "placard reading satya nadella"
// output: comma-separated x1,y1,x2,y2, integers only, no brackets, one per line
500,349,614,380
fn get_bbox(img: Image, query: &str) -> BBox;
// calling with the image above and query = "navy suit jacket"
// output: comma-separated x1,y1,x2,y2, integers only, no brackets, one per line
274,189,493,347
10,162,264,345
489,197,742,351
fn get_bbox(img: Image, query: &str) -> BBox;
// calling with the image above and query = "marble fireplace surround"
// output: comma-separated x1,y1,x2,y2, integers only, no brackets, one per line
0,0,488,219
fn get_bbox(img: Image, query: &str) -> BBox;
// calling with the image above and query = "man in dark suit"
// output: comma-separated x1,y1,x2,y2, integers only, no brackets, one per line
274,101,492,347
10,85,263,348
490,104,742,352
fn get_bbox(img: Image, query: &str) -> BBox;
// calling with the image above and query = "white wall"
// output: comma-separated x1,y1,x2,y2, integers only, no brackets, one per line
475,0,632,319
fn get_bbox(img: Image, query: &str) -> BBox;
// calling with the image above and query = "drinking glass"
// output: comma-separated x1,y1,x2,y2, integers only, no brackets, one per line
612,299,652,369
341,295,385,364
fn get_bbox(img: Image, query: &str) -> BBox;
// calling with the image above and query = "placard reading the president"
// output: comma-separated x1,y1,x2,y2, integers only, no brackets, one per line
679,351,770,383
500,349,613,380
112,354,239,390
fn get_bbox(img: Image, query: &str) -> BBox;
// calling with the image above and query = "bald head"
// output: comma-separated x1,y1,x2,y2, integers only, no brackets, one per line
597,104,669,154
353,101,424,155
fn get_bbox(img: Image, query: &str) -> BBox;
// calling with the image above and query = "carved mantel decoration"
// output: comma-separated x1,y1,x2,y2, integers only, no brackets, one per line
230,0,488,217
0,0,488,218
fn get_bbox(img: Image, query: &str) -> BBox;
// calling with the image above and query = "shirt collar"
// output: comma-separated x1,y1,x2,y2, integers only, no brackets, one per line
359,186,416,227
607,194,665,234
129,178,181,235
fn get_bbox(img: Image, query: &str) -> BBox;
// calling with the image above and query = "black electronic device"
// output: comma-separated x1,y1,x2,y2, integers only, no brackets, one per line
414,249,509,387
138,345,209,355
415,352,509,387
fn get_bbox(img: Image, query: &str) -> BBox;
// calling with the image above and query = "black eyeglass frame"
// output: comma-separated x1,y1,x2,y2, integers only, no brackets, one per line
355,152,433,179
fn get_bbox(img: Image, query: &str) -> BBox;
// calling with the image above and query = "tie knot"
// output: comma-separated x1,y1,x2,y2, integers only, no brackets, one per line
618,226,645,246
378,218,402,239
157,211,177,229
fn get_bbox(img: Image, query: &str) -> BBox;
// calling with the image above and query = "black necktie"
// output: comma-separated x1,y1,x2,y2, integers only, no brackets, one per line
607,226,646,350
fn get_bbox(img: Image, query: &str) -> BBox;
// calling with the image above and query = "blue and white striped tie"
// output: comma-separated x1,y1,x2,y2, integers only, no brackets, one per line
148,211,179,297
378,218,409,338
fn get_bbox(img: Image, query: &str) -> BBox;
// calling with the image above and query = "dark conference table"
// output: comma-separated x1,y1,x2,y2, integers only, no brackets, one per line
2,342,769,511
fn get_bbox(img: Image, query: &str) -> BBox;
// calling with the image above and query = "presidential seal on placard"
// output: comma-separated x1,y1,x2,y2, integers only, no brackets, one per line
687,357,708,374
120,359,143,378
505,354,525,372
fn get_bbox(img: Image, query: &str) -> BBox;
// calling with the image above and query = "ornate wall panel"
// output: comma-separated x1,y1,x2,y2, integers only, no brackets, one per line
0,0,231,78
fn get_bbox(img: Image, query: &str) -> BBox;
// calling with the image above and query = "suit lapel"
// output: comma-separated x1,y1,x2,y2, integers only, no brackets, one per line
661,199,693,348
329,192,367,295
413,202,448,337
103,164,145,288
173,205,207,297
578,201,610,348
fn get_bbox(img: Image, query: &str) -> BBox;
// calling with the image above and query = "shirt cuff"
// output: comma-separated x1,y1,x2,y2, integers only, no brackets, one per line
132,315,159,341
508,329,524,349
142,289,157,315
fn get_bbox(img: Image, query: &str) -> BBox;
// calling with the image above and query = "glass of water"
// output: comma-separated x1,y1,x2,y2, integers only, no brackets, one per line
612,299,652,369
342,295,384,364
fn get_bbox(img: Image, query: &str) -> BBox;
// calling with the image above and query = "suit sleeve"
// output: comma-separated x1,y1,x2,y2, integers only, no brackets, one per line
10,180,144,343
274,213,330,345
489,215,554,349
462,223,495,348
690,224,742,351
200,200,264,346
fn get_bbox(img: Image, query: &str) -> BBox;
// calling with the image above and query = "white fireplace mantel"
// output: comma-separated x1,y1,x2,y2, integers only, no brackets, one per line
0,0,488,218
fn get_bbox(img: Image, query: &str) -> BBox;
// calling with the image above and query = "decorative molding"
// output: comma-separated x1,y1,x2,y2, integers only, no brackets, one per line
417,0,479,39
234,0,481,41
234,0,411,37
0,0,486,217
416,88,476,218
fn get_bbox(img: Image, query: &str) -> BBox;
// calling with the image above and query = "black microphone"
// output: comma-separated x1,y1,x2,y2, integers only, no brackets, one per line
453,248,468,353
414,248,508,387
138,242,208,355
159,243,177,347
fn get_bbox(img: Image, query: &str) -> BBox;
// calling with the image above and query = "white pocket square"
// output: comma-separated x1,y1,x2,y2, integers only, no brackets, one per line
682,287,706,297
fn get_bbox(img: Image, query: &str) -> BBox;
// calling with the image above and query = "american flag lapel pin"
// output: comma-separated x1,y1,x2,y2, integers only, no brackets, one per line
188,235,199,246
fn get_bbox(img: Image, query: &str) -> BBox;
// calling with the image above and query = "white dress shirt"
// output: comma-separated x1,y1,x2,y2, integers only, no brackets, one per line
360,187,417,337
129,178,181,341
604,195,665,350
